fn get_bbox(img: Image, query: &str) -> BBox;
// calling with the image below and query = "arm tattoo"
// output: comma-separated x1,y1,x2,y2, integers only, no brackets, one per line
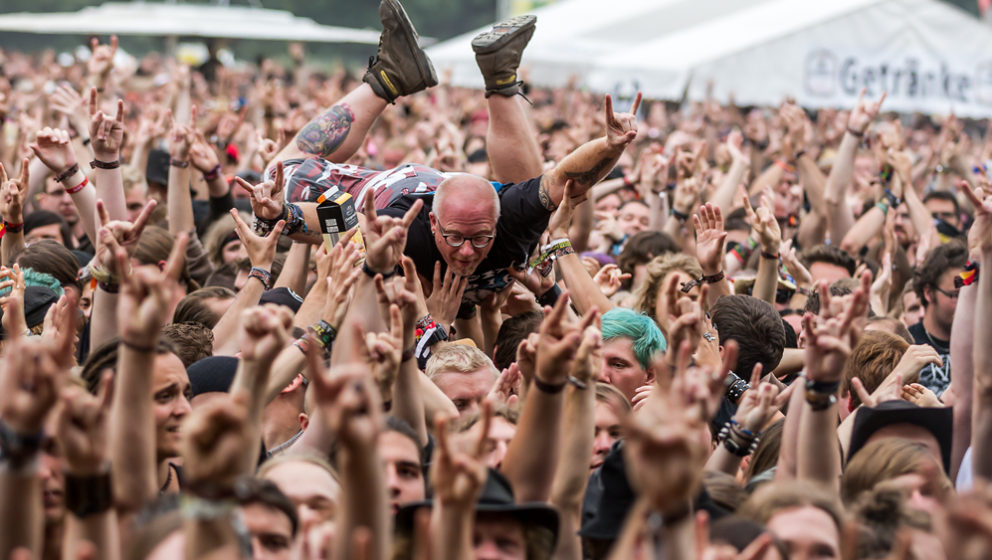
538,175,555,211
564,157,614,188
295,103,355,158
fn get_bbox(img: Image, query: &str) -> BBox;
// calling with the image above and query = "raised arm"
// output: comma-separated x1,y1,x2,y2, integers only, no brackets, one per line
87,90,127,222
211,210,284,355
540,94,640,209
550,328,601,560
741,191,782,305
110,233,188,512
167,110,195,236
824,89,885,244
693,202,732,310
968,184,992,480
30,128,98,244
56,377,121,560
502,294,598,502
0,159,29,266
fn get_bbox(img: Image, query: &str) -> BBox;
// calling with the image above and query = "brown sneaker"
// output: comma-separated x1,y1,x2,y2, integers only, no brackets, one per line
363,0,438,103
472,15,536,98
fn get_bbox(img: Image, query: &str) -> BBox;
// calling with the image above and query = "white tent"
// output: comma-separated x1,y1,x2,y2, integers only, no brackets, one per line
427,0,992,117
0,2,381,44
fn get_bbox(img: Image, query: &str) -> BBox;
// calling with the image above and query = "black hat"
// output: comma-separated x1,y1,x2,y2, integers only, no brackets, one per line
259,287,304,314
579,441,635,540
186,355,239,397
146,149,170,187
847,400,952,473
395,468,559,554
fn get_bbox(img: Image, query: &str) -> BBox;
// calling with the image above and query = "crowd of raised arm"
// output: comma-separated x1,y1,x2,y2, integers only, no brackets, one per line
3,2,992,559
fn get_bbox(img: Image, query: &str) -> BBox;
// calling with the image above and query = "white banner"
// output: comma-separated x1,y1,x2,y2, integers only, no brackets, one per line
800,48,992,117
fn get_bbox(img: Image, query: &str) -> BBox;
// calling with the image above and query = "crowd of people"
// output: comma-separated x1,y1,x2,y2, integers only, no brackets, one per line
2,0,992,558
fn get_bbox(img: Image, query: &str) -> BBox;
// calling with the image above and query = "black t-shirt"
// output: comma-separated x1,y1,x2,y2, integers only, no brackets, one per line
379,176,551,315
908,321,951,396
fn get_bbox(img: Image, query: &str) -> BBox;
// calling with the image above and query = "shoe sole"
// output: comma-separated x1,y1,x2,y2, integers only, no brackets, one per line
381,0,438,89
471,15,536,55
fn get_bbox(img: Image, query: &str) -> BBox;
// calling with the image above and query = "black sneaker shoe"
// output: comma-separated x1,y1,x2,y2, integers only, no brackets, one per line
471,15,536,97
363,0,438,103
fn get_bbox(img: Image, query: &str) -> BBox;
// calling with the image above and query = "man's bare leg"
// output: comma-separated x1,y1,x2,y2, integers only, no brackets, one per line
486,95,543,183
472,15,542,184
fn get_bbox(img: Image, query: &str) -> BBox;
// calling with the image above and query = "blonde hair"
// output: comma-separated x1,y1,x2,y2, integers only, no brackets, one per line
841,439,952,506
425,342,499,381
257,452,341,485
631,253,703,326
121,165,148,196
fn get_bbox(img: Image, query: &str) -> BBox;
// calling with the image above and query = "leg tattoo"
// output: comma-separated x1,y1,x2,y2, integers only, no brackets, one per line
296,103,356,158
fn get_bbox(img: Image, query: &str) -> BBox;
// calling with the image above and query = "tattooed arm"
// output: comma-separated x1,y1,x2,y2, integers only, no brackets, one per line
539,94,640,210
294,103,356,158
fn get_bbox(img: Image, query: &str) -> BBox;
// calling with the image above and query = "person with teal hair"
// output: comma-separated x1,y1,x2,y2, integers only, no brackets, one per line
599,307,667,400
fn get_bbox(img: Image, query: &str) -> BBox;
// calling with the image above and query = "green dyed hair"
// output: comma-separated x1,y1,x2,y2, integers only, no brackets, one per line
21,268,65,297
601,307,667,369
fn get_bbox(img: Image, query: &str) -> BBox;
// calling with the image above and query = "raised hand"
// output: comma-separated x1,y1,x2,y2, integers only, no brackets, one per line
0,264,27,336
847,88,886,135
592,263,630,298
304,356,383,450
239,305,292,363
732,364,778,435
116,232,188,344
56,374,114,475
229,209,284,270
604,92,641,149
547,179,587,238
362,192,422,274
317,237,362,329
0,158,29,224
780,239,812,290
360,304,404,399
235,162,285,221
30,127,78,174
431,404,492,508
534,293,599,387
693,203,727,276
189,130,221,175
741,187,781,254
802,282,863,383
49,84,89,137
168,109,194,162
963,179,992,258
0,305,71,434
88,88,125,162
181,391,254,490
87,36,118,80
425,261,468,329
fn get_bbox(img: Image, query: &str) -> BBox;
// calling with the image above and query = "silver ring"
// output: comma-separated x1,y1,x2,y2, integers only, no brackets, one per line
703,331,716,342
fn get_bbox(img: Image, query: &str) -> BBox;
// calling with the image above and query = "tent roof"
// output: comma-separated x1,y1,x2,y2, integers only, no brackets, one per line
428,0,992,115
0,2,381,44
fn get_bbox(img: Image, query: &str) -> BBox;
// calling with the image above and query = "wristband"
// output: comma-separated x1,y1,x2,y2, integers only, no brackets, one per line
0,422,43,469
846,126,865,138
3,221,23,234
535,283,562,308
670,208,690,222
875,200,890,216
718,419,760,456
882,188,902,209
98,281,119,293
283,202,309,236
310,320,337,353
567,376,588,390
248,267,273,290
65,176,89,195
533,377,566,394
401,345,416,362
64,468,113,517
760,251,779,260
90,159,120,170
725,371,751,402
54,163,80,183
362,260,397,279
805,378,840,395
121,339,156,353
530,238,574,277
700,271,725,284
203,164,222,181
82,137,91,146
956,260,980,288
170,159,190,168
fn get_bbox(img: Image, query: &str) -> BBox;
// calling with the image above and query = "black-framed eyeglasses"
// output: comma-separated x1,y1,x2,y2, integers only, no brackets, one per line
934,286,960,299
438,225,495,249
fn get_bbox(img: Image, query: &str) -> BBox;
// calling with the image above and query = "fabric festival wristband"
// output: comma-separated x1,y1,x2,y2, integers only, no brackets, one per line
3,221,23,234
55,164,80,183
90,159,120,170
203,164,222,181
248,267,272,290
